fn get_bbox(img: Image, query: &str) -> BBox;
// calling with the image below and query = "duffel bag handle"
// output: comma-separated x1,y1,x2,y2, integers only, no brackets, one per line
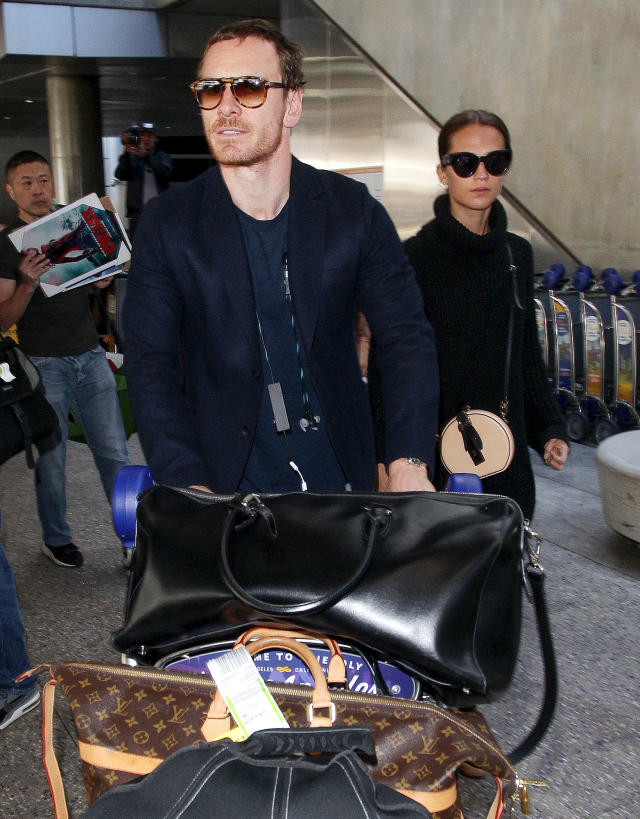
234,625,347,685
202,635,335,741
242,727,375,758
220,495,392,615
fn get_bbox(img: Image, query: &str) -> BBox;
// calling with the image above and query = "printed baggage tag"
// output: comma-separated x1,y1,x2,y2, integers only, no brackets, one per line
207,646,289,740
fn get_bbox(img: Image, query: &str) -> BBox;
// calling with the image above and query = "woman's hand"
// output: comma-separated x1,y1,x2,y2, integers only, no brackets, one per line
543,438,569,470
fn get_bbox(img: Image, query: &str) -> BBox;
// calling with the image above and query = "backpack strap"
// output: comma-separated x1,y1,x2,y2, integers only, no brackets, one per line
9,402,36,468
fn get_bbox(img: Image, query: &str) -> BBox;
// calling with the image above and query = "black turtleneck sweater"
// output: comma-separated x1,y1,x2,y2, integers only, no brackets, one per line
375,194,567,519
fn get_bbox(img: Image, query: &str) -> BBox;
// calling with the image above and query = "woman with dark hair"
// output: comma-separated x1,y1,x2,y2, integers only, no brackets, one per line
377,110,569,519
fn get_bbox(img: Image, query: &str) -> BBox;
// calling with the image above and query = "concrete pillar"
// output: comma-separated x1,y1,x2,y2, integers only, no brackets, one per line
46,74,104,205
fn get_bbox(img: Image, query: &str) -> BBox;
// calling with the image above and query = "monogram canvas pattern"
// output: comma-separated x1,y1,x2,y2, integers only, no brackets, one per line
45,661,515,807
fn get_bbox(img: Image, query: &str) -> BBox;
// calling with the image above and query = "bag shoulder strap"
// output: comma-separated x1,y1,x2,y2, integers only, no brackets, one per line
9,402,36,468
508,562,557,764
501,243,523,421
42,678,70,819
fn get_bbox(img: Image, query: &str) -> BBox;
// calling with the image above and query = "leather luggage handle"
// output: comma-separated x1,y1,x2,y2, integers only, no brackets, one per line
234,625,347,685
203,635,335,741
220,499,391,615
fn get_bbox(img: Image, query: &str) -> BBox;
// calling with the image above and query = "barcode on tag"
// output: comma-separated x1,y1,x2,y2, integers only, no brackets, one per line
211,647,253,677
207,646,288,738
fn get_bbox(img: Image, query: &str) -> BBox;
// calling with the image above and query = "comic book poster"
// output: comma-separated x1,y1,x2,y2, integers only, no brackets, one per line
9,193,130,297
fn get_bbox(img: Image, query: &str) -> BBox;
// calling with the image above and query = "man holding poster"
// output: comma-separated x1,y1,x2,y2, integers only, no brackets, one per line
0,150,130,568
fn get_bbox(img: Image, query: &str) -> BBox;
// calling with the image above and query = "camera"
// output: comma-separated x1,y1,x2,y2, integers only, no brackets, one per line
123,122,154,147
124,126,141,147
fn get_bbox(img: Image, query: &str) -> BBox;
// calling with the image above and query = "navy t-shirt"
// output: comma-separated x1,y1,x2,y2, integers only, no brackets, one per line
236,204,347,493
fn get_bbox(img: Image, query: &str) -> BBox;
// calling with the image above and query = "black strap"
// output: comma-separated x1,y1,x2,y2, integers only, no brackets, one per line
456,408,485,465
501,244,523,421
508,563,558,763
282,253,318,430
9,402,36,468
499,254,556,762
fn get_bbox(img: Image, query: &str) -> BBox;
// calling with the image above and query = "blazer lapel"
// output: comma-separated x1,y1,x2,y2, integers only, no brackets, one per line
202,168,258,353
287,159,326,353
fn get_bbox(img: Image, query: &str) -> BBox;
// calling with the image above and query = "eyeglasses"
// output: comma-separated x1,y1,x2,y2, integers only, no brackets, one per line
189,76,287,110
441,149,512,178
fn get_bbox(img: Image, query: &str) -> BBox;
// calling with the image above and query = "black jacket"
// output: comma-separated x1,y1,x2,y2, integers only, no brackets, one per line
373,194,567,519
124,158,439,492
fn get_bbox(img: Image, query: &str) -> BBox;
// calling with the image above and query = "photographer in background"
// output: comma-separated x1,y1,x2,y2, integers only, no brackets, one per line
114,122,172,238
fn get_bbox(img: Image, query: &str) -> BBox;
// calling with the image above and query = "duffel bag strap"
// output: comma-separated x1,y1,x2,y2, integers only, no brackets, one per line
42,678,69,819
508,527,558,764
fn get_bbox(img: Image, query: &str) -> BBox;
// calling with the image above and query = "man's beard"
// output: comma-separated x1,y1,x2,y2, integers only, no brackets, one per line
205,117,284,167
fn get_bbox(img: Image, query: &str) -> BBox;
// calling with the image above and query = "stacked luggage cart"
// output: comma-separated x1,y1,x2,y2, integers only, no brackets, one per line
536,264,640,443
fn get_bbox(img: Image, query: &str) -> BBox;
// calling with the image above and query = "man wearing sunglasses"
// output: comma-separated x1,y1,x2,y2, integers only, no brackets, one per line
123,19,439,496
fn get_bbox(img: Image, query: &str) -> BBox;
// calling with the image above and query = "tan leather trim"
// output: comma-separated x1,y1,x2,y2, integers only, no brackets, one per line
42,679,69,819
397,782,458,812
201,701,231,742
78,741,164,776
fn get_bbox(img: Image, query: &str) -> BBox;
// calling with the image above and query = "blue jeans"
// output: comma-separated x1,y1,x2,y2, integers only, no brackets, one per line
30,347,130,546
0,510,34,696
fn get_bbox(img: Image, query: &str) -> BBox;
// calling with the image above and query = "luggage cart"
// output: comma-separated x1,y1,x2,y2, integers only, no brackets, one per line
571,266,617,442
541,265,589,441
533,296,549,368
112,464,153,566
600,270,640,436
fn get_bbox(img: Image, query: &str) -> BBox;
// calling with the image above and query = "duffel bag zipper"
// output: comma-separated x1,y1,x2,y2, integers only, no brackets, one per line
26,661,515,770
24,660,538,813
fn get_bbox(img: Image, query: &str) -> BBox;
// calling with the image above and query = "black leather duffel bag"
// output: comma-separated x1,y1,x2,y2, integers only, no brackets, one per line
114,486,525,707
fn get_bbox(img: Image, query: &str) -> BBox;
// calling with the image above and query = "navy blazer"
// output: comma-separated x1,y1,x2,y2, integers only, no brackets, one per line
124,157,438,492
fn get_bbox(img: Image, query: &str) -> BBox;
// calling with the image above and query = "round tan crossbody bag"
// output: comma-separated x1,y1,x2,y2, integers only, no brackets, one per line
439,245,521,480
440,406,515,478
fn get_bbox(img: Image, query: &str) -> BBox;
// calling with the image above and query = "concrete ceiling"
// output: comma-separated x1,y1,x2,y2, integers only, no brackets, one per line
0,0,281,140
